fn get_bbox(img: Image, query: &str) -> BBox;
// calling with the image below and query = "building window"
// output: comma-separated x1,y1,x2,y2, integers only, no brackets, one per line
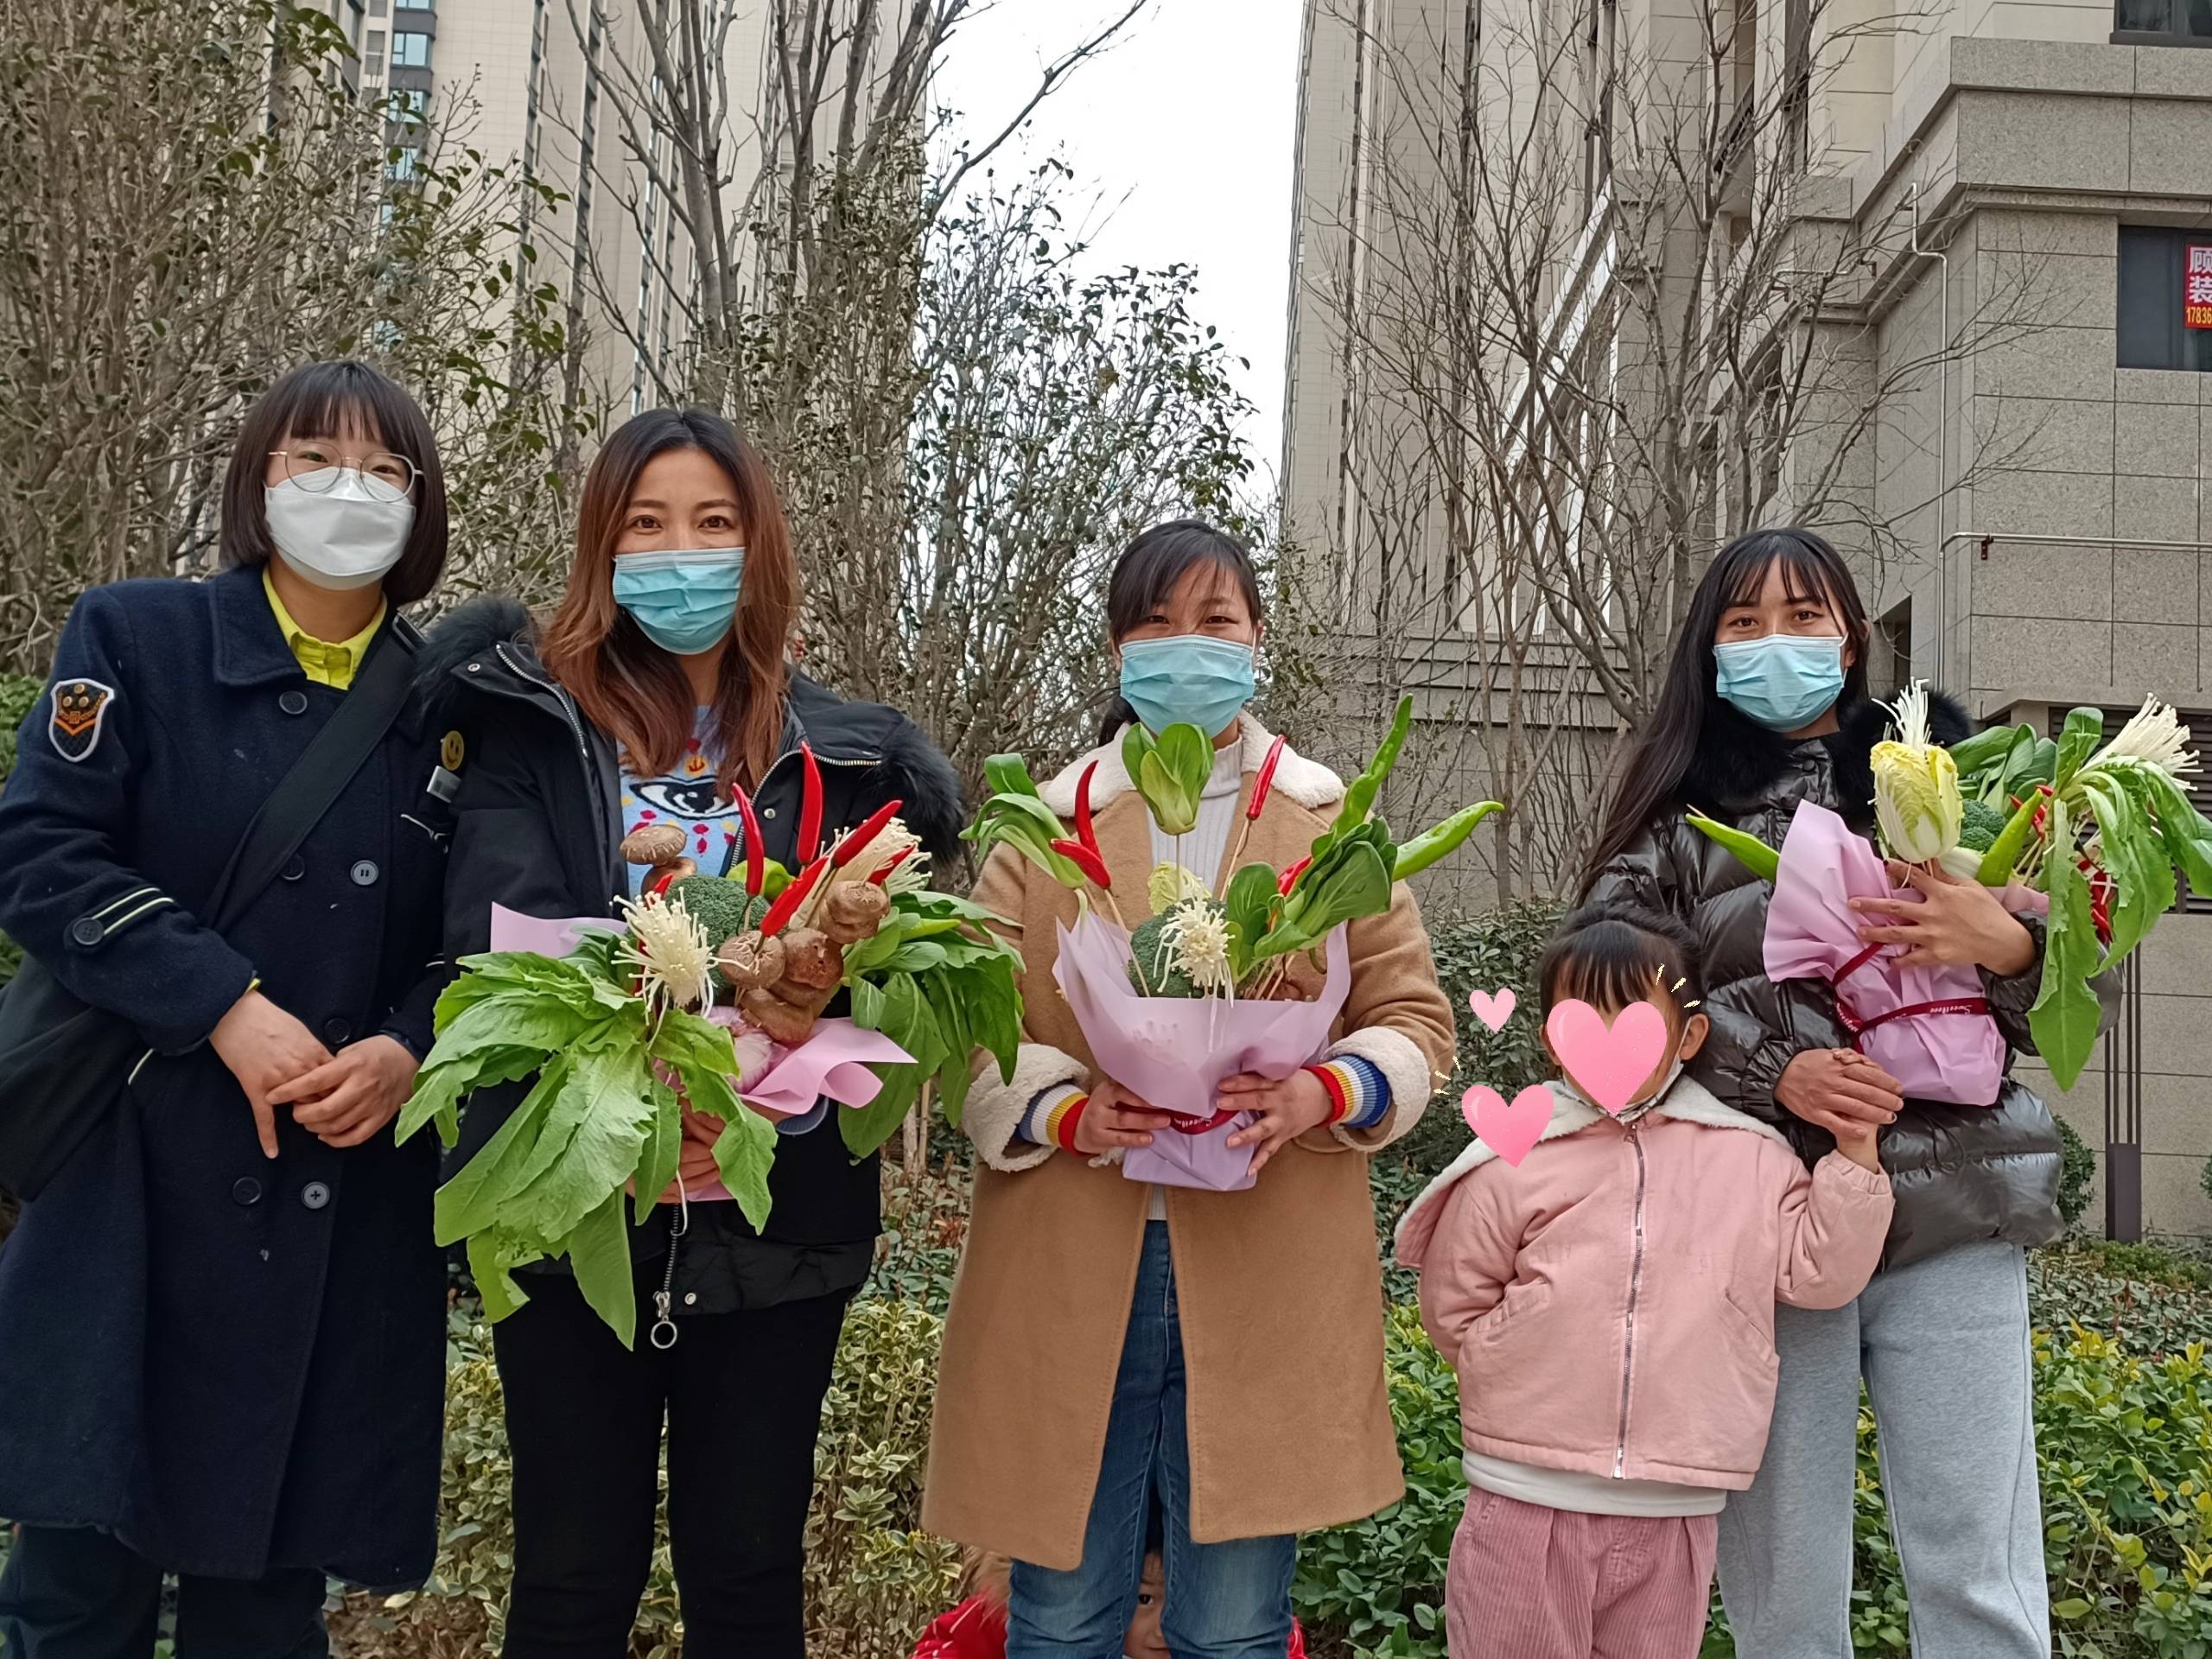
388,145,420,181
369,0,385,12
365,28,384,66
2114,0,2212,38
2117,226,2212,372
396,0,432,9
390,31,430,67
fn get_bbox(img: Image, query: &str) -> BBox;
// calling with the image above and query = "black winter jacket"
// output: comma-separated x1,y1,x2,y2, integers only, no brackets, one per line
428,596,965,1314
1587,692,2112,1271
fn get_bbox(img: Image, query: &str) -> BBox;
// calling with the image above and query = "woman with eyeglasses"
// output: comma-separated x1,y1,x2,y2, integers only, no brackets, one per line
0,360,464,1658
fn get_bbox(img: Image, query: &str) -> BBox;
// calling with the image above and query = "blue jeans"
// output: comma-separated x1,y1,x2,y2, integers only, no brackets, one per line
1007,1223,1296,1659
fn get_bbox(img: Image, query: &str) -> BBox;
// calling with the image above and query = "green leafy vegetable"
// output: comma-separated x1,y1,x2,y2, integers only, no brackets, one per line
1684,811,1781,883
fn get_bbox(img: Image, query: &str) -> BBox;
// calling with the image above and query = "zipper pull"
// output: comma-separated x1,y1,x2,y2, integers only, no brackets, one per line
650,1289,678,1351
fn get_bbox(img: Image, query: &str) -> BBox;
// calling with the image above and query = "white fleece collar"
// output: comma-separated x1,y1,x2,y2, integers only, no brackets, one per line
1038,718,1342,817
1392,1074,1792,1265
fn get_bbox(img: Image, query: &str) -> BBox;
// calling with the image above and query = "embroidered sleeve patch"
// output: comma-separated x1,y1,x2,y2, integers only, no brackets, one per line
48,678,116,764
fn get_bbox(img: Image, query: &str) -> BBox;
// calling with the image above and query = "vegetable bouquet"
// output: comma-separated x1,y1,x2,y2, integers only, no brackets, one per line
1688,683,2212,1088
969,697,1498,1005
397,749,1023,1343
965,699,1497,1188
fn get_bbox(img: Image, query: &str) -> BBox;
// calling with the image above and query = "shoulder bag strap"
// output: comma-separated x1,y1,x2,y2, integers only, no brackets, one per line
203,620,419,935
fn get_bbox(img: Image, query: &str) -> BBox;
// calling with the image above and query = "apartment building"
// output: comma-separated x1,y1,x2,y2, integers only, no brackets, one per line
327,0,779,407
1284,0,2212,1234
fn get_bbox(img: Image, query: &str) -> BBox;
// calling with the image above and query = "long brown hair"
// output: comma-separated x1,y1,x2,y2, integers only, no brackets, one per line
541,408,797,787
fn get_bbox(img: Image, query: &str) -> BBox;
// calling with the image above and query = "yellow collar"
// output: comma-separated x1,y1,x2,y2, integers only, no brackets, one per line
263,567,386,690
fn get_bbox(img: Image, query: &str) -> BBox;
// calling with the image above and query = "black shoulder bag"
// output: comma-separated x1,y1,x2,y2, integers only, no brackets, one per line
0,626,417,1201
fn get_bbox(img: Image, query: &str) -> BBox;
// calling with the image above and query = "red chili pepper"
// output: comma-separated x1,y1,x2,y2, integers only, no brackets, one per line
1249,734,1287,823
1051,837,1114,891
1075,760,1103,858
646,868,680,900
797,742,824,864
1277,854,1313,896
759,856,827,936
733,786,766,896
868,846,915,887
831,799,906,868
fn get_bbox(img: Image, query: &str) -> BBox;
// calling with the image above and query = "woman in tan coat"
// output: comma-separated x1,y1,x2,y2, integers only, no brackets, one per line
924,522,1456,1659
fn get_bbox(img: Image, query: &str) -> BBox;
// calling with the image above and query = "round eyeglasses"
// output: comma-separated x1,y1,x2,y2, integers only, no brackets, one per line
270,446,418,503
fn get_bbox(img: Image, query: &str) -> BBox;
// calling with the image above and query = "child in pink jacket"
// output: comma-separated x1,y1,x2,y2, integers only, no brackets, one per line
1395,904,1894,1659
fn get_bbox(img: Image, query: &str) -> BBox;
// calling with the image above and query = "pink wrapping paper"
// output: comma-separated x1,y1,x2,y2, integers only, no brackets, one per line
1052,914,1352,1191
489,903,625,956
1764,803,2006,1107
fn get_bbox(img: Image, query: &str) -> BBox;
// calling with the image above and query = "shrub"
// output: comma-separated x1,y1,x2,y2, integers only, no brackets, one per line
1293,1306,1456,1656
333,1300,960,1659
1300,1252,2212,1659
2057,1115,2096,1229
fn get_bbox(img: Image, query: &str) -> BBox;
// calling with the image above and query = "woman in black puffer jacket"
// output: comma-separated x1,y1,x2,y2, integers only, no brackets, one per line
1581,528,2109,1659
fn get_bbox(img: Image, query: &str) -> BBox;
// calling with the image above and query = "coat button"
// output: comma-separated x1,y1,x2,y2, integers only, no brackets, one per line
350,860,379,886
68,917,103,947
232,1177,263,1206
761,806,777,820
281,855,306,882
322,1017,351,1046
279,690,309,716
301,1182,331,1211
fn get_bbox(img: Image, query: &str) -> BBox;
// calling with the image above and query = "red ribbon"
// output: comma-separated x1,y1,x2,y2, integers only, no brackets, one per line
1172,1106,1242,1135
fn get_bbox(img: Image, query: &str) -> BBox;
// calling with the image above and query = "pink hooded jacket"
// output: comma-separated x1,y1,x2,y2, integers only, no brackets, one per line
1395,1077,1893,1490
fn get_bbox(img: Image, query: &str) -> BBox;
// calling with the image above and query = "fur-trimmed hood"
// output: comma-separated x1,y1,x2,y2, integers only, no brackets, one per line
1037,718,1342,817
1681,690,1971,817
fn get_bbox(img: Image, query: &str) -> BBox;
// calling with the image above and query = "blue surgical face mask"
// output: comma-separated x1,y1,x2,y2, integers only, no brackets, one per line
1713,633,1845,733
613,547,745,657
1118,634,1256,738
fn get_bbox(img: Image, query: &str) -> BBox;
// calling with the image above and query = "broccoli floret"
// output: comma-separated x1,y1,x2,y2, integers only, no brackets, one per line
666,875,764,950
1958,798,2009,853
1127,912,1198,997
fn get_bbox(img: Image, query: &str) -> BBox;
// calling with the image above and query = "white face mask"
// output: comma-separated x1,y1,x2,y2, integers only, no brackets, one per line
263,474,415,592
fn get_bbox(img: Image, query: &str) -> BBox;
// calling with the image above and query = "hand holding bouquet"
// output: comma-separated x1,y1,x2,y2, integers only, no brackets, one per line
397,748,1024,1343
1691,683,2212,1088
969,700,1497,1186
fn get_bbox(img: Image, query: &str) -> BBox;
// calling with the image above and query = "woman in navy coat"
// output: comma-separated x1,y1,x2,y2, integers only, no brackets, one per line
0,361,461,1658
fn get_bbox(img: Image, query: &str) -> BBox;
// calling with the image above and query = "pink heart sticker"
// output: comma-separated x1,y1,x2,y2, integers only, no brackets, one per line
1461,1083,1556,1166
1467,987,1516,1033
1544,998,1669,1116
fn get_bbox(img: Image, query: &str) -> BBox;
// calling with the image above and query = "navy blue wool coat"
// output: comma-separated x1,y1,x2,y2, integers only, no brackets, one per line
0,566,458,1587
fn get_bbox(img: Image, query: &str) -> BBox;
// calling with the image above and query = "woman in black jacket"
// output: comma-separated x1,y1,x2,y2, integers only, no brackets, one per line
0,360,457,1656
435,407,962,1659
1580,527,2103,1658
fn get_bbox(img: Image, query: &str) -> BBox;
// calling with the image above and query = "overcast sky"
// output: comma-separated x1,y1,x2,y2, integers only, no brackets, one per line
932,1,1304,489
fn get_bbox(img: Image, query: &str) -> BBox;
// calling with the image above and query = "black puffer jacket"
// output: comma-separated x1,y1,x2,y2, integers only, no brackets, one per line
426,596,966,1314
1587,691,2111,1271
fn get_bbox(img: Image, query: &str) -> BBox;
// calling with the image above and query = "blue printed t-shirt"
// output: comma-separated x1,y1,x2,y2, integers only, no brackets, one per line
620,709,744,896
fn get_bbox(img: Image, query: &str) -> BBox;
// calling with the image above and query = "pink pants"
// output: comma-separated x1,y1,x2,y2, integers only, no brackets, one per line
1446,1491,1719,1659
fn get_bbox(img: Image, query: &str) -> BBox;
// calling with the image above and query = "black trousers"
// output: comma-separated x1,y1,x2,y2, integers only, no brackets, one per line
492,1268,852,1659
0,1525,326,1659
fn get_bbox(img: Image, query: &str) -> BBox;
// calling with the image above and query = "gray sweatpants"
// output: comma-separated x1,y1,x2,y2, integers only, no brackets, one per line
1715,1239,2047,1659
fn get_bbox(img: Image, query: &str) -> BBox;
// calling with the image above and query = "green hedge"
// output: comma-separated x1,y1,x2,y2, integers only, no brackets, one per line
332,1299,962,1659
1292,1243,2212,1659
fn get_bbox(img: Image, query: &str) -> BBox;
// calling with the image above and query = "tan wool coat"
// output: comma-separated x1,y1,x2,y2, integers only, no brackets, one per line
921,721,1457,1567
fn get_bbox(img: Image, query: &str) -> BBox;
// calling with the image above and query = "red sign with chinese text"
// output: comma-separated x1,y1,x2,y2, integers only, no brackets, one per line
2188,244,2212,329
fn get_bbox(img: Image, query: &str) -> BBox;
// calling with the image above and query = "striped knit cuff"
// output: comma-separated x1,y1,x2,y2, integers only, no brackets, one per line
1306,1055,1391,1131
1020,1084,1090,1151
